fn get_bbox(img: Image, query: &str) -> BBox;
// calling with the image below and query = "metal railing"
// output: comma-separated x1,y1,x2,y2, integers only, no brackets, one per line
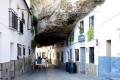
9,8,18,30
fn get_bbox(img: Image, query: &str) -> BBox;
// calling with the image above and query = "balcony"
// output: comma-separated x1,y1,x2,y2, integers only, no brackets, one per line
9,8,18,31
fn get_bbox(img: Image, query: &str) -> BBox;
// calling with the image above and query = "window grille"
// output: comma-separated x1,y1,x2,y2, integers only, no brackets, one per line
9,8,18,30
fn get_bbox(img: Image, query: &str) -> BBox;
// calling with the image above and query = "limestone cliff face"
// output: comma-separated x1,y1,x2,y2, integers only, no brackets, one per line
31,0,105,46
31,0,104,34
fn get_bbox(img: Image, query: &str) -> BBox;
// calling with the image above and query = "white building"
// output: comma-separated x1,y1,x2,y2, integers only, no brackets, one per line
50,0,120,79
0,0,34,79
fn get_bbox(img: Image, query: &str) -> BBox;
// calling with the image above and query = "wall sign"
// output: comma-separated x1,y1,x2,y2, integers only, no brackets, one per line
78,35,85,42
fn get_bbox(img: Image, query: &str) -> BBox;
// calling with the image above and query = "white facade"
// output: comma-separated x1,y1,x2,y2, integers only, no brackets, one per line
60,0,120,64
96,0,120,57
0,0,34,63
47,0,120,77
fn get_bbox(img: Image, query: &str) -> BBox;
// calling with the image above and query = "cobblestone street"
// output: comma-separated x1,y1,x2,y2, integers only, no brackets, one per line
13,66,99,80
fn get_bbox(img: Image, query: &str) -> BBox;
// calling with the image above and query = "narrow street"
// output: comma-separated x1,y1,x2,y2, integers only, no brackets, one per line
13,66,99,80
1,0,120,80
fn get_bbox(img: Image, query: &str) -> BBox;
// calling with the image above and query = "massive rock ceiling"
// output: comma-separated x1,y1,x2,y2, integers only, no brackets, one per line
31,0,105,46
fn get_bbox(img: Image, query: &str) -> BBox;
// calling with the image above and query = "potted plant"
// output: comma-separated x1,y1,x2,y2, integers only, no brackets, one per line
87,27,94,41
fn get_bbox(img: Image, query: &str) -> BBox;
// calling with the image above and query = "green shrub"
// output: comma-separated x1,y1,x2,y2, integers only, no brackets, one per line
87,27,94,41
31,40,36,49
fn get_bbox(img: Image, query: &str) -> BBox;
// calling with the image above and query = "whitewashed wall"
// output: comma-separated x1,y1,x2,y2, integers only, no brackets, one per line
0,0,33,63
59,0,120,65
96,0,120,57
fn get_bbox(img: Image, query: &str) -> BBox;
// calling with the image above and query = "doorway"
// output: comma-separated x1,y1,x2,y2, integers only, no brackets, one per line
80,47,85,74
106,40,111,73
106,40,111,56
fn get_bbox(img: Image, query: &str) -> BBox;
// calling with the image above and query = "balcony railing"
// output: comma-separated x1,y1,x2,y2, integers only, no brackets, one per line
9,8,18,30
18,17,23,34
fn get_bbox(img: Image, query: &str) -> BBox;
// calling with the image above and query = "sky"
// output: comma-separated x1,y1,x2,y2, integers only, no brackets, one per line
26,0,30,8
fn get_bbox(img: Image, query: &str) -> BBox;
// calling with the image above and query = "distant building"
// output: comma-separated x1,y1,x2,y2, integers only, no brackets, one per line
0,0,34,79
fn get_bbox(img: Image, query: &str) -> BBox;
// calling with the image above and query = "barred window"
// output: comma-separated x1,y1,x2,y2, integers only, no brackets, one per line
18,18,23,34
80,21,84,35
9,8,18,30
89,16,94,28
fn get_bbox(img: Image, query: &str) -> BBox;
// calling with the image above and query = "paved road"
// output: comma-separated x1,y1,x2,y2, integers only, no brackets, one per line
13,67,99,80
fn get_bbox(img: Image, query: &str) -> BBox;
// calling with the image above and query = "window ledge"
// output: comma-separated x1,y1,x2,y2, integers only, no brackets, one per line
9,27,17,31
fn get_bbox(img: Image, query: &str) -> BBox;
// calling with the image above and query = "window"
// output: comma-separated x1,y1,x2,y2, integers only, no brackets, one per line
80,21,84,35
17,44,21,59
9,8,18,30
89,16,94,28
61,51,63,62
22,12,25,24
37,52,38,56
69,31,74,44
23,45,25,56
57,52,59,60
75,49,79,61
89,47,94,63
18,18,23,34
28,47,31,55
53,53,54,57
29,48,31,55
42,52,45,58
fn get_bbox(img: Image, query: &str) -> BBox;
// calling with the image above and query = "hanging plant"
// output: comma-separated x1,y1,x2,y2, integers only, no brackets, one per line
32,15,38,35
33,15,38,26
87,27,94,41
31,40,36,49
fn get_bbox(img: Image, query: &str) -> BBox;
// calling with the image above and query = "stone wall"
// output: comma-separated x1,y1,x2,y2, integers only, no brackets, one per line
14,59,23,78
85,63,97,76
14,57,31,78
10,60,15,79
24,57,31,73
0,62,11,80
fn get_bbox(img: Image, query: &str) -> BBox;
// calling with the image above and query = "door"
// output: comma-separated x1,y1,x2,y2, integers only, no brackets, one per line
80,47,85,74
